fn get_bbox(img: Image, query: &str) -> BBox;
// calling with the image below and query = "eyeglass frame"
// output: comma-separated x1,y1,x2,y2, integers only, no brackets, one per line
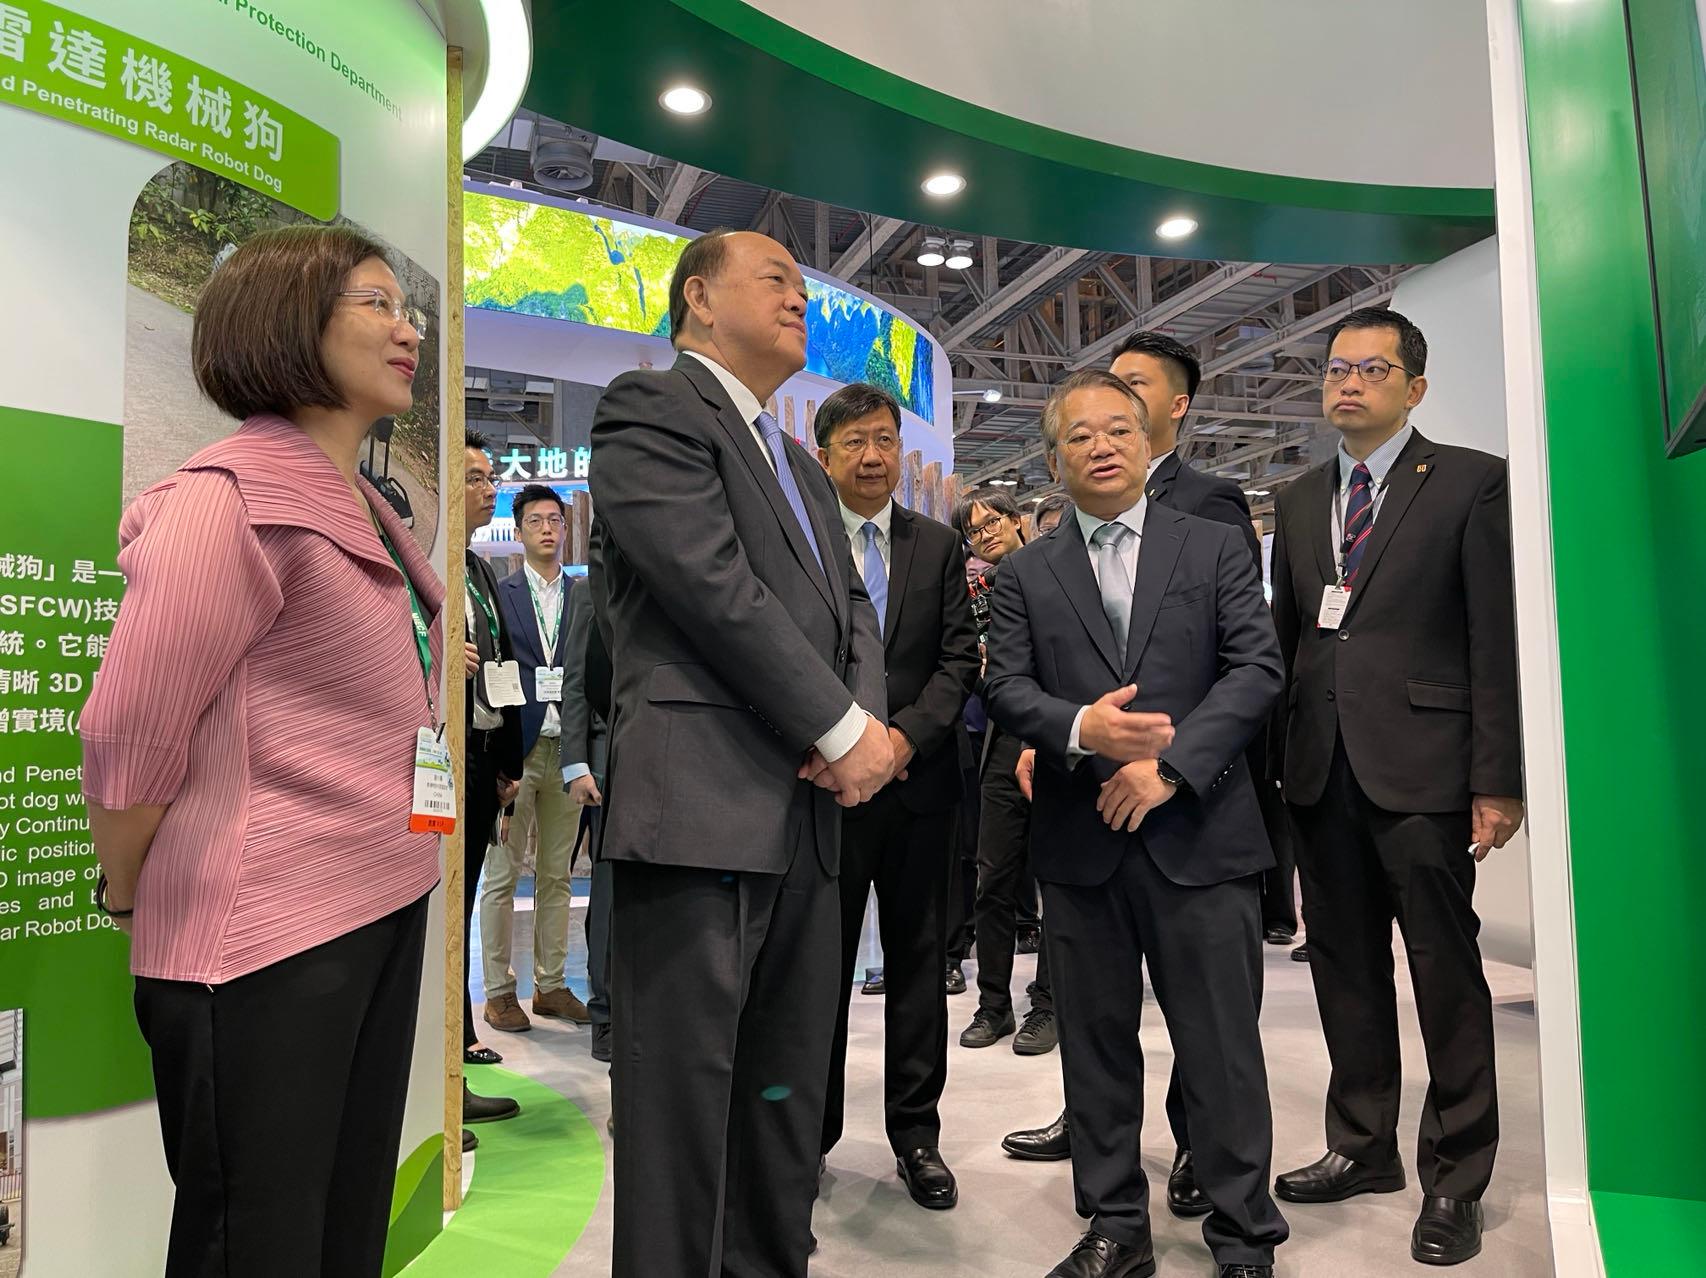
338,288,430,339
831,430,902,456
1058,424,1144,456
1323,356,1413,384
520,513,567,529
966,513,1014,541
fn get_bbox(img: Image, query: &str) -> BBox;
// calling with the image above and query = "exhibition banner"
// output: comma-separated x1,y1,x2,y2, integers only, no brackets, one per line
0,1,450,1272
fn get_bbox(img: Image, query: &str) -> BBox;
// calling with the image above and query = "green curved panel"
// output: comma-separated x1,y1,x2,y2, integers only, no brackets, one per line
401,1066,606,1276
522,0,1492,263
382,1136,444,1278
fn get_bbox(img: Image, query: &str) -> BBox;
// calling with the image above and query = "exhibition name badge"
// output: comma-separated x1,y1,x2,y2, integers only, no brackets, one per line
411,727,456,835
535,666,564,703
483,659,526,707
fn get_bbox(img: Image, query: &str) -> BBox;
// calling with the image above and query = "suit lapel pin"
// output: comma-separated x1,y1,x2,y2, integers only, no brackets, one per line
1416,463,1429,473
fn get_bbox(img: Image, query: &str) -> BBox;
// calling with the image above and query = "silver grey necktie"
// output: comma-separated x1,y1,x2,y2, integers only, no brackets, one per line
1091,521,1133,663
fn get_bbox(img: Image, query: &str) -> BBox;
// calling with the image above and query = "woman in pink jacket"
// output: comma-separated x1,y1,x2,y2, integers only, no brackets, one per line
81,225,442,1278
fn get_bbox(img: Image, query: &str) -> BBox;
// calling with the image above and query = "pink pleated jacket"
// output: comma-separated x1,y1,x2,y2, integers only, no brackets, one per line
81,414,445,983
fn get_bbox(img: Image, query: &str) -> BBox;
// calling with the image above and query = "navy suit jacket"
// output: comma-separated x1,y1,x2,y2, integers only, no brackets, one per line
497,566,571,759
984,501,1283,888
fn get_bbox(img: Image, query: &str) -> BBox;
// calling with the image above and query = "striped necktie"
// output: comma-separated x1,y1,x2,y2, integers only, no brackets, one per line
1341,462,1374,585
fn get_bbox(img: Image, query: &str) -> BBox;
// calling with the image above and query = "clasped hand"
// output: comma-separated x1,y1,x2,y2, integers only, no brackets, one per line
1097,759,1177,832
1077,685,1174,762
797,716,899,807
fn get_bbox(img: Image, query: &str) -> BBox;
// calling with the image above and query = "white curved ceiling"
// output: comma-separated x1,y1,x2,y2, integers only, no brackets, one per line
740,0,1494,188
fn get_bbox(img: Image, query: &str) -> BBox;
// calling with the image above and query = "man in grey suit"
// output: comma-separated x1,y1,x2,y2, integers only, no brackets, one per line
558,575,612,1061
588,228,892,1278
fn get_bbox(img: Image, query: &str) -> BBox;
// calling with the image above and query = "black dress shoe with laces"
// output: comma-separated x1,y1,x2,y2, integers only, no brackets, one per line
1411,1196,1483,1265
1014,1007,1058,1055
1002,1109,1071,1160
896,1147,958,1210
1290,943,1311,962
1218,1265,1274,1278
1016,923,1043,954
1275,1150,1405,1203
1263,925,1296,945
959,1006,1015,1047
1166,1147,1211,1218
1045,1230,1155,1278
945,963,968,995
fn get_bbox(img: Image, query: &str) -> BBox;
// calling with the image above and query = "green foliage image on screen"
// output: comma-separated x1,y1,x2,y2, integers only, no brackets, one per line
463,191,936,423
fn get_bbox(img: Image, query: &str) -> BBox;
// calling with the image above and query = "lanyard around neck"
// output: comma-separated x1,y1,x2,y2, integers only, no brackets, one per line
379,529,436,724
527,570,562,656
1330,468,1388,586
465,569,500,648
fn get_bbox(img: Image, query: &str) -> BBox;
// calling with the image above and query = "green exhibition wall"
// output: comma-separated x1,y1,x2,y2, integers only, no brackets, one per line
1519,0,1706,1269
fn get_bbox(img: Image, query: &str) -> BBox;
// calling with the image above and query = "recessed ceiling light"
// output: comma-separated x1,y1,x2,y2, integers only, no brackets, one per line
660,84,712,115
1156,215,1198,240
922,172,967,198
916,235,947,268
945,239,974,270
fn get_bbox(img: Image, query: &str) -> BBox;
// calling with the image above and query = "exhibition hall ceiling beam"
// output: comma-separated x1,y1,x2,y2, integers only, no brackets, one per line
655,162,707,222
936,247,1102,349
830,216,909,281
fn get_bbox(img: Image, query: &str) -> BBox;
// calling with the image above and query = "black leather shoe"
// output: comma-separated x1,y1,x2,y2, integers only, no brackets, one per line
464,1086,520,1124
590,1022,613,1063
959,1007,1015,1048
1219,1266,1274,1278
461,1128,478,1153
862,967,885,995
1014,1007,1058,1055
945,963,967,995
1263,925,1296,945
464,1045,502,1065
1290,943,1311,962
1016,923,1042,954
1275,1151,1405,1203
1002,1110,1070,1161
1045,1230,1156,1278
896,1147,958,1210
1411,1196,1483,1265
1167,1148,1212,1218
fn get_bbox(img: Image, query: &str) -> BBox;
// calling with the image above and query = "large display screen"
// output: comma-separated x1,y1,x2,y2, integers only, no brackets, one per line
464,190,938,425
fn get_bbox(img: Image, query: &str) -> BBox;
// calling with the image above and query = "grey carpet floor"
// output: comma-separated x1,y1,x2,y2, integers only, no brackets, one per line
469,888,1551,1277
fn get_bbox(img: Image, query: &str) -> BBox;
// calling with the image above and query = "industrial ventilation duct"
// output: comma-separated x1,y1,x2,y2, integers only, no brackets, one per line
530,120,598,192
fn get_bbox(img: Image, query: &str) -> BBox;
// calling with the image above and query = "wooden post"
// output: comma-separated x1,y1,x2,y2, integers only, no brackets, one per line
443,43,468,1214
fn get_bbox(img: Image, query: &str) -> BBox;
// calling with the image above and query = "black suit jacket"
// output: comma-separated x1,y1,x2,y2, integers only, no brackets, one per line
851,505,979,816
1147,451,1262,573
588,354,887,876
1271,429,1521,812
497,567,570,759
465,549,524,779
985,503,1283,888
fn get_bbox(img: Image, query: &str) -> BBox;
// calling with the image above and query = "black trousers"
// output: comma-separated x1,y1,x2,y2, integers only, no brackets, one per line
610,834,838,1278
973,731,1051,1016
1045,852,1286,1267
134,893,429,1278
582,735,613,1028
823,796,954,1157
1257,775,1299,934
1288,739,1499,1199
944,750,981,964
463,733,505,1047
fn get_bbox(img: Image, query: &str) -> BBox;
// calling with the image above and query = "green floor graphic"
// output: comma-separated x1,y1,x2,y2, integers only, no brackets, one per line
401,1066,607,1277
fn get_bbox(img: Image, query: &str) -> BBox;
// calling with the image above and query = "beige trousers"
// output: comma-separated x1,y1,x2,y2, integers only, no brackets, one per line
479,733,581,997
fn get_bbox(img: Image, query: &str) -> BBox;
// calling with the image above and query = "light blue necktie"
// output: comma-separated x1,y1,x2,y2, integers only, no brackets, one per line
756,411,825,575
861,521,888,638
1091,521,1134,664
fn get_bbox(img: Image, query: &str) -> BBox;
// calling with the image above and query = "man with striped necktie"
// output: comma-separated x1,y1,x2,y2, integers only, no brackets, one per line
1269,309,1523,1267
811,382,980,1211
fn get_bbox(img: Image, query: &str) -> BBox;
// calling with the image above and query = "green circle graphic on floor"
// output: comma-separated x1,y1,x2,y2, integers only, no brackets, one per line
402,1066,607,1277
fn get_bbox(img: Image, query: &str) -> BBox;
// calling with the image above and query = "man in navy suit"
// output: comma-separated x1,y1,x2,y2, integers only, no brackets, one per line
985,370,1287,1278
478,483,588,1033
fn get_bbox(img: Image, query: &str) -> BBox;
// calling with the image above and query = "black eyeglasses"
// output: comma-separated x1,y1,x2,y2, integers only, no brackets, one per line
1324,357,1412,383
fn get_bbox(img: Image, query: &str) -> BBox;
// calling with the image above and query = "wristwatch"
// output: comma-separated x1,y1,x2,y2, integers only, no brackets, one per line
1155,759,1187,790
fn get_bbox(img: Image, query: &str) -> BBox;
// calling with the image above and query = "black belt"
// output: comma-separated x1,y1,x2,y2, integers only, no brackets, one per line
469,726,501,754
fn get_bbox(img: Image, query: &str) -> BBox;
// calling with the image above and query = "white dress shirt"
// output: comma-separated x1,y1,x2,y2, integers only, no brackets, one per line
1066,496,1147,756
524,560,564,739
1146,450,1173,482
679,349,866,763
839,498,894,579
1334,422,1414,533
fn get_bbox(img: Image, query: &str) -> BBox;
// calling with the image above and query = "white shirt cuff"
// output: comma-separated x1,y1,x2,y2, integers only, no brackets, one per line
816,702,868,763
1067,706,1091,764
561,763,591,784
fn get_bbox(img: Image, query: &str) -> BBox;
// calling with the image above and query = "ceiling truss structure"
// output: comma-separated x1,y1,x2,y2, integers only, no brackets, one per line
466,127,1418,521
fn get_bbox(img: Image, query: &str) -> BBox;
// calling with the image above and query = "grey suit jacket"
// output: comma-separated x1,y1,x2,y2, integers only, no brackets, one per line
588,354,887,876
558,576,603,779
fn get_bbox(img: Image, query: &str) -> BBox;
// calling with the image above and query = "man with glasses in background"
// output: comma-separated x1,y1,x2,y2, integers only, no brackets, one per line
1269,309,1522,1267
813,382,979,1210
481,484,588,1035
954,489,1058,1057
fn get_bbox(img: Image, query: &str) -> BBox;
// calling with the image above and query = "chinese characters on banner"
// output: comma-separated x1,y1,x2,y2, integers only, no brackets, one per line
0,0,335,217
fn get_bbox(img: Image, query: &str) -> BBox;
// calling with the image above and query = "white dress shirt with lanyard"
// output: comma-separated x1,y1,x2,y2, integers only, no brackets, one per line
681,349,868,763
524,560,565,739
1318,422,1413,629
